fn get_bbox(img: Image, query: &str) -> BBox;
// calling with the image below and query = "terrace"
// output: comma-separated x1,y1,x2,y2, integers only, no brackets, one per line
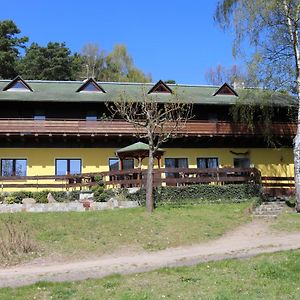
0,167,294,197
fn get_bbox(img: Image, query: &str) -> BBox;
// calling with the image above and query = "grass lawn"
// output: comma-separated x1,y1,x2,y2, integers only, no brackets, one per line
1,249,299,299
272,209,300,232
0,203,251,265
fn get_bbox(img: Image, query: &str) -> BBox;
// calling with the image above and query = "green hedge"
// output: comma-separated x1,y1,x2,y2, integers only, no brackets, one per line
127,184,262,205
0,190,81,204
0,184,262,205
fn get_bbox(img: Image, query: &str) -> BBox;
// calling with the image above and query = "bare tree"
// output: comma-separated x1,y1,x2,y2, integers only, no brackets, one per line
205,64,247,86
107,88,193,213
81,43,105,79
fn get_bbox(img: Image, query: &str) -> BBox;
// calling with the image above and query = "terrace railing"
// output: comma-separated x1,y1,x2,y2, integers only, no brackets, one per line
0,167,261,191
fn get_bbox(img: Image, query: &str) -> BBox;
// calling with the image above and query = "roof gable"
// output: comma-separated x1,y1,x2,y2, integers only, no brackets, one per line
76,78,106,93
148,80,173,94
3,76,33,92
213,83,238,97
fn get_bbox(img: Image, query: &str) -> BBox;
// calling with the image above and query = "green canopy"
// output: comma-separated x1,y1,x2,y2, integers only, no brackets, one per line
116,142,165,161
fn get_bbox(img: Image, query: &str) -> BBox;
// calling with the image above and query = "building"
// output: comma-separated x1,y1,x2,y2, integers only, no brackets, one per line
0,76,296,191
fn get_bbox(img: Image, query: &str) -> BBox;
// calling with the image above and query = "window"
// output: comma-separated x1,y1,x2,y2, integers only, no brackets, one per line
86,115,97,121
197,157,219,169
213,83,238,96
3,76,33,92
165,158,188,178
34,115,46,120
148,80,173,94
208,113,218,122
233,158,250,168
109,158,119,171
82,82,101,92
86,111,97,121
122,159,134,170
76,78,106,93
1,159,27,176
55,159,81,175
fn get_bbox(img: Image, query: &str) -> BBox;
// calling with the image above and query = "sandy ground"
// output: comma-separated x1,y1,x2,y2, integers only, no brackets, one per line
0,220,300,288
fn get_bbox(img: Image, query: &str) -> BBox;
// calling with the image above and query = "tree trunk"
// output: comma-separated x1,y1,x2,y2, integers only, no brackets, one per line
146,147,154,213
294,126,300,212
283,0,300,211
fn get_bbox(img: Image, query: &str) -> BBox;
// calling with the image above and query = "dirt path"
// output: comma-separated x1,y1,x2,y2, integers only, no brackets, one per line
0,220,300,288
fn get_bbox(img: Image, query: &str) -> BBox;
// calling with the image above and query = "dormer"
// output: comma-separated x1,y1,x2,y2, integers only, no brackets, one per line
213,82,238,97
76,78,106,93
148,80,173,94
3,76,33,92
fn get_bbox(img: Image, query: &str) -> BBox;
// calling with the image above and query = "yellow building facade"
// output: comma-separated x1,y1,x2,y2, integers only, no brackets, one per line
0,147,294,191
0,77,296,192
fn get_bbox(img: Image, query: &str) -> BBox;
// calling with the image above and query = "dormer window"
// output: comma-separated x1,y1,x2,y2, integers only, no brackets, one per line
148,80,173,94
213,83,238,96
3,76,33,92
76,78,106,93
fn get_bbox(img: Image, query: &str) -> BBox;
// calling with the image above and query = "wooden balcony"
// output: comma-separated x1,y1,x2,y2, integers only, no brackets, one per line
0,119,296,137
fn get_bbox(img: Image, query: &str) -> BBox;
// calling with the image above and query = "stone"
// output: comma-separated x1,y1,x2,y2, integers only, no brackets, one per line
107,198,119,208
79,193,94,200
47,192,57,203
22,198,36,204
127,187,140,194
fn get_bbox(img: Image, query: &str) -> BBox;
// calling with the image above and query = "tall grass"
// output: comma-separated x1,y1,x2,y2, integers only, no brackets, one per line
0,217,37,263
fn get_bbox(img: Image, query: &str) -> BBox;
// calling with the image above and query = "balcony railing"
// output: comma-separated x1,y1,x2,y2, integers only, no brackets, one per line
0,118,296,137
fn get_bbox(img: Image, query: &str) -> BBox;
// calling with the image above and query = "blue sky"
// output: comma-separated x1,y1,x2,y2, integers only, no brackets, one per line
2,0,238,84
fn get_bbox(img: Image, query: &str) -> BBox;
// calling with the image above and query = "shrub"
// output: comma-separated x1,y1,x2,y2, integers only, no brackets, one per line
0,192,9,203
68,191,81,201
94,175,104,187
127,184,261,206
93,188,130,202
4,196,16,204
92,186,105,202
10,191,33,203
51,191,68,202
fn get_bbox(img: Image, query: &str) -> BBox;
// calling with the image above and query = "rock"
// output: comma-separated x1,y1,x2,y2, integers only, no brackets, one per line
81,199,93,210
22,198,36,204
107,198,119,208
47,193,57,203
127,187,140,194
79,193,94,200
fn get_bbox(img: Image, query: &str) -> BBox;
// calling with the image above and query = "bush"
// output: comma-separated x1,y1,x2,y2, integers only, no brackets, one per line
0,192,9,203
68,191,81,201
30,191,49,203
128,184,261,206
93,188,130,202
4,196,16,204
51,191,68,202
10,191,33,203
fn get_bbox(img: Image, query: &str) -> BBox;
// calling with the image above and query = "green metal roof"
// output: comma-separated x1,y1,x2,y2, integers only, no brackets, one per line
0,79,296,107
116,142,164,153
